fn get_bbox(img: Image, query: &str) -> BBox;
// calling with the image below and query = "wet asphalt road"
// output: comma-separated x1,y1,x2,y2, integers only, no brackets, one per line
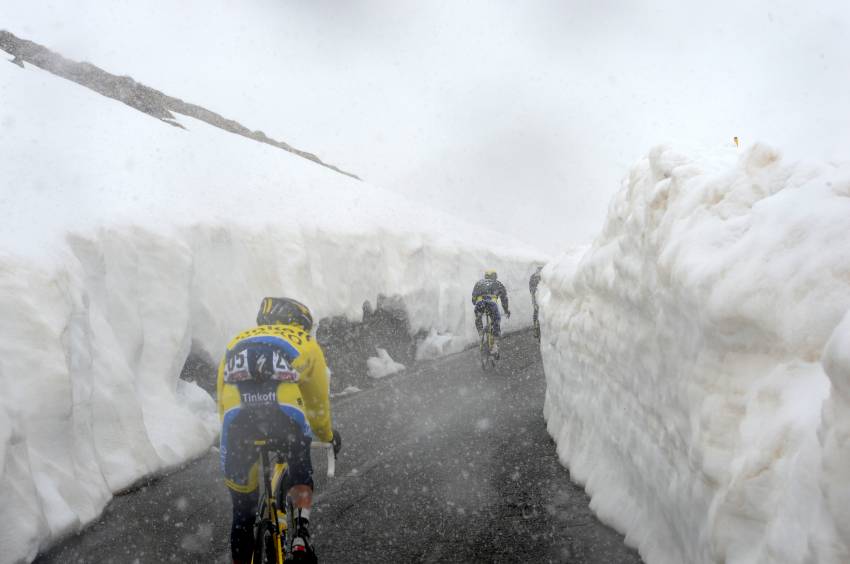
36,331,643,563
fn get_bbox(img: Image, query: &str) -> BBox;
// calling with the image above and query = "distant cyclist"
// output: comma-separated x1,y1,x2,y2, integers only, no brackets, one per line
217,297,340,564
529,265,543,340
471,270,510,355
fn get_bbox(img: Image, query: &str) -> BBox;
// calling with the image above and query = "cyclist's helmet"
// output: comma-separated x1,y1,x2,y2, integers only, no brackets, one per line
484,269,498,280
257,297,314,331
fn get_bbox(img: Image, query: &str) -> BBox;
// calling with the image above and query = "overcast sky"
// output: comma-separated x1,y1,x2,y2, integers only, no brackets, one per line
4,1,849,253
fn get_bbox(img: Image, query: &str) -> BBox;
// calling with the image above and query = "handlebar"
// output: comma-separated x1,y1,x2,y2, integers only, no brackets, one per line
251,439,336,478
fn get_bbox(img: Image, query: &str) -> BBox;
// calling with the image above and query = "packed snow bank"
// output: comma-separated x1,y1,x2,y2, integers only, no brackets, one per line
366,349,406,379
539,143,850,564
0,53,544,562
819,311,850,561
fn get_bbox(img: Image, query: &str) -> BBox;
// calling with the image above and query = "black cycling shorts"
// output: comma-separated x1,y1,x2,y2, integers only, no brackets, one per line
474,300,502,336
220,405,313,492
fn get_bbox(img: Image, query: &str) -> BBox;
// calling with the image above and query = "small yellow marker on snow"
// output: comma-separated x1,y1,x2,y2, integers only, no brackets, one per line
733,136,740,147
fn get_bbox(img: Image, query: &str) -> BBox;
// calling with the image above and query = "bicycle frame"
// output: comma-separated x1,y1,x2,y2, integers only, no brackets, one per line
479,309,497,370
253,440,287,564
251,441,336,563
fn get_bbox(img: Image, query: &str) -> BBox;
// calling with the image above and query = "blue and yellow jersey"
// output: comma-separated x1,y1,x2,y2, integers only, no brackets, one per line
216,323,333,443
471,278,509,311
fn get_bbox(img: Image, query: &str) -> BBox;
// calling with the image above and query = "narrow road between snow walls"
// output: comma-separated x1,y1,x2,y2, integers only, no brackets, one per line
36,330,642,564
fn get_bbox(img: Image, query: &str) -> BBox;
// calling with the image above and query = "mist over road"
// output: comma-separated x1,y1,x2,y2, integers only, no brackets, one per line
37,331,642,563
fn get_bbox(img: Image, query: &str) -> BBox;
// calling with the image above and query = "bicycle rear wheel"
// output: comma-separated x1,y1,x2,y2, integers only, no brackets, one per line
480,314,494,371
272,465,292,561
285,494,297,559
253,518,281,564
487,331,497,368
479,332,488,370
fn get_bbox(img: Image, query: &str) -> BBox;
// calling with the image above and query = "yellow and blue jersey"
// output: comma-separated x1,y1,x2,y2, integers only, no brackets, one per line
216,323,333,443
471,278,509,311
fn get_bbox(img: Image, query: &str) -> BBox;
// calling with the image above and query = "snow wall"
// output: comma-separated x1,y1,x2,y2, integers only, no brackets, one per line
539,143,850,564
0,53,545,562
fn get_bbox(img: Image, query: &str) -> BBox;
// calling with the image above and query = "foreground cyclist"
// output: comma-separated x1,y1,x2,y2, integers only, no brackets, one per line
217,297,340,564
471,270,511,355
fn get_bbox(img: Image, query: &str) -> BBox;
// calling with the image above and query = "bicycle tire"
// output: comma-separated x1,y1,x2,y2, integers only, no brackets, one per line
481,312,499,371
480,316,490,371
479,333,488,370
273,465,291,561
253,450,285,564
488,330,497,368
265,524,279,564
286,494,297,559
252,491,267,563
253,517,280,564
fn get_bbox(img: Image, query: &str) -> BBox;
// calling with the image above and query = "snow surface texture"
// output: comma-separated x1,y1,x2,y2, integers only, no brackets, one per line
366,348,406,379
0,53,543,562
415,327,472,360
330,385,362,398
539,144,850,564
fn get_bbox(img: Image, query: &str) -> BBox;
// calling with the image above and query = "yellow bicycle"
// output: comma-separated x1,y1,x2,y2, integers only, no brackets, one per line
479,308,498,371
251,439,335,563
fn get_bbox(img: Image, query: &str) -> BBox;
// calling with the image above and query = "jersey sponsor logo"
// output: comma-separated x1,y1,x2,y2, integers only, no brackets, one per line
256,353,268,374
240,390,278,405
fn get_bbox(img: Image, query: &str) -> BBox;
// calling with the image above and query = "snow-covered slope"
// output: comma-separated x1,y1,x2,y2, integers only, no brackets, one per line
539,144,850,563
0,52,544,563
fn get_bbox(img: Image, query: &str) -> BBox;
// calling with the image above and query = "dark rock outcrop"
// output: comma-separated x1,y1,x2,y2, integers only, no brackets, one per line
317,294,415,391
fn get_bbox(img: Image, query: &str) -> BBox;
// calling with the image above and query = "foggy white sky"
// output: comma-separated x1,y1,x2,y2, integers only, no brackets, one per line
4,1,849,253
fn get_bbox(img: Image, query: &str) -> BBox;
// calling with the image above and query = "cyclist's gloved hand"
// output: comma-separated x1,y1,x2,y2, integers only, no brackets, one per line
331,429,342,456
